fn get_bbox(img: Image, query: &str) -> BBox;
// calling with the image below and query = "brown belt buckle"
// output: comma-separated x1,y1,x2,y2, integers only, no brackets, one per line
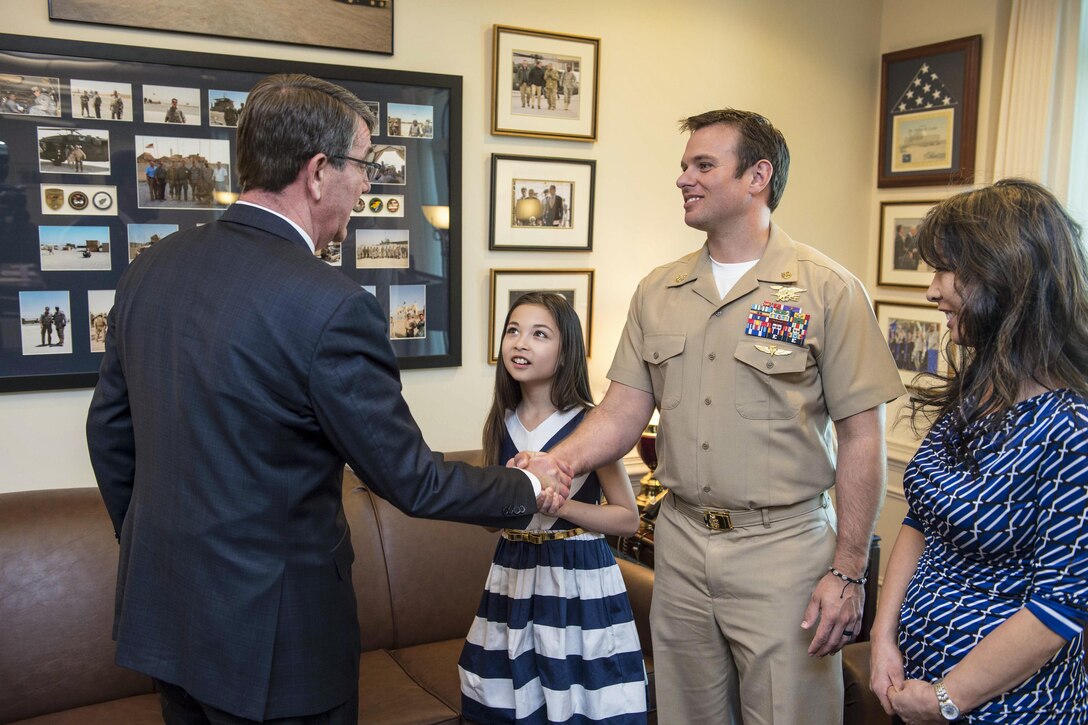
703,509,733,530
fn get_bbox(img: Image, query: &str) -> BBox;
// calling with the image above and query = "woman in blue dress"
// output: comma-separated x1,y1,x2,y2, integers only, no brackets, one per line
459,292,648,724
870,179,1088,723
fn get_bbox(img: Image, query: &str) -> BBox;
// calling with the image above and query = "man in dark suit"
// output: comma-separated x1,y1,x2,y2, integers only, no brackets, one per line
86,74,570,725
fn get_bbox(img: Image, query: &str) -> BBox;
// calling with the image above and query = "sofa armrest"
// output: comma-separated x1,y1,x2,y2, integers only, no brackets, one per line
616,557,653,656
842,641,894,725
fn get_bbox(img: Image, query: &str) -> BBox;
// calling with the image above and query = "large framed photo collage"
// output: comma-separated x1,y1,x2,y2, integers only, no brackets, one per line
0,34,462,392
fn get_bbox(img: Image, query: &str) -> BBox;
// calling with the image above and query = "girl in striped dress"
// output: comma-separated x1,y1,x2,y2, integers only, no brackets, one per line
459,292,648,724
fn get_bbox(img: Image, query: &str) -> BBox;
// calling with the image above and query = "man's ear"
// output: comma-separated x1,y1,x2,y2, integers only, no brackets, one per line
749,159,773,198
306,153,329,201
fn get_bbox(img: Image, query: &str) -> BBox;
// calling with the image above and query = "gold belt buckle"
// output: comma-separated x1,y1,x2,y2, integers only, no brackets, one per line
703,509,733,530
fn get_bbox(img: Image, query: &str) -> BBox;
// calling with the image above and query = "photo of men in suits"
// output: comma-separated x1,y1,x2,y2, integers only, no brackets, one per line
87,73,570,725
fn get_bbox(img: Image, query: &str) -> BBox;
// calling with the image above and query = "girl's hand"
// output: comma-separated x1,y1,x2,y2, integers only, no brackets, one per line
868,634,905,715
887,679,943,724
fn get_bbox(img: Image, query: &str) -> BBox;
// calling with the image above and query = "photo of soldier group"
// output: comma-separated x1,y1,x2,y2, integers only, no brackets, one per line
37,127,111,175
891,216,936,272
142,85,201,125
18,290,72,356
1,75,61,117
135,136,232,210
355,229,409,269
39,225,112,271
389,284,426,340
509,51,581,120
386,103,433,139
887,317,941,374
70,79,132,121
364,144,406,185
208,89,247,127
510,178,572,228
87,289,114,353
128,223,179,261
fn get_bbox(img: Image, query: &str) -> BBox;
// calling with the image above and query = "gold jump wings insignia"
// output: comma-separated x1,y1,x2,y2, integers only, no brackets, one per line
754,343,793,356
769,285,806,303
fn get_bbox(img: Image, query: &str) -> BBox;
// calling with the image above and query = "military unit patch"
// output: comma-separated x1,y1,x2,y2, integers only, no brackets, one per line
745,301,810,346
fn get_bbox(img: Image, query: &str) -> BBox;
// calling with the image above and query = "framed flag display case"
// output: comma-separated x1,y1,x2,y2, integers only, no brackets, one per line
877,35,981,188
0,34,462,392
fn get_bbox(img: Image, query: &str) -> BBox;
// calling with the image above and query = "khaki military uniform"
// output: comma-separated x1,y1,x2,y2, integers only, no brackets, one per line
608,224,904,724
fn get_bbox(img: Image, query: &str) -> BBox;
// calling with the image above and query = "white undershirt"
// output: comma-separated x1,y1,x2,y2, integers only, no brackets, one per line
710,256,759,299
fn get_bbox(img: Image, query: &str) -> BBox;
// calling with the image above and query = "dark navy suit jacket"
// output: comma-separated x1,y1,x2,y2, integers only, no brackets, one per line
87,203,535,720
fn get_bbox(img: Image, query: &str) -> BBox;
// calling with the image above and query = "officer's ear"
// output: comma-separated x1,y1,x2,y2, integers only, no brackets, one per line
748,159,773,199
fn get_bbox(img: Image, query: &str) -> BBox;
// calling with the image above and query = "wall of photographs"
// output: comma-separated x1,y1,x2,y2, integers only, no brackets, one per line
0,35,462,392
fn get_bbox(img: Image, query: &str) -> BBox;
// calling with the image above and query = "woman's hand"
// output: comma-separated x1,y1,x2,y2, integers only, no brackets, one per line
887,679,942,724
869,633,906,715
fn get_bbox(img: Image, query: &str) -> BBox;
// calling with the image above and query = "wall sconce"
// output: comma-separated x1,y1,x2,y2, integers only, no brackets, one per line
420,204,449,231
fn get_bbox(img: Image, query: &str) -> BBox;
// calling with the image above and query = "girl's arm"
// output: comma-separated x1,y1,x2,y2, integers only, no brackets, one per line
869,524,924,714
554,459,640,537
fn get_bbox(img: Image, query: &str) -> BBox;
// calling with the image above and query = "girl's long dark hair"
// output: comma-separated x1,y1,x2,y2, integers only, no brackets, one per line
908,179,1088,448
482,292,594,465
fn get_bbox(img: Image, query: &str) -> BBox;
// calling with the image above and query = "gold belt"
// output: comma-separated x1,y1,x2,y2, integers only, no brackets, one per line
669,493,827,531
502,527,585,544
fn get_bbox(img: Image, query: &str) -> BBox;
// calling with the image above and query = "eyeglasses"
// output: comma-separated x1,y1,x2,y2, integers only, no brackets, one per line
332,155,382,174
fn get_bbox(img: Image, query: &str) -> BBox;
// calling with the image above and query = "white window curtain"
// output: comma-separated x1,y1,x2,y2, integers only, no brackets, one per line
1067,0,1088,224
992,0,1082,201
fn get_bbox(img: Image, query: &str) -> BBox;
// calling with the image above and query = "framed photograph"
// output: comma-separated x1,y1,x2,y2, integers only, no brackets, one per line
488,268,594,363
0,33,461,392
877,201,939,288
491,25,600,142
878,35,981,188
48,0,394,55
875,301,948,388
489,154,595,251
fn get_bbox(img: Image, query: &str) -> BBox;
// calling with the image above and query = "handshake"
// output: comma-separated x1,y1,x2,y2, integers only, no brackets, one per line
509,451,574,515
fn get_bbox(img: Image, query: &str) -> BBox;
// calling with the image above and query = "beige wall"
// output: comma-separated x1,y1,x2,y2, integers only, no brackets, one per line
873,0,1012,580
0,1,1010,510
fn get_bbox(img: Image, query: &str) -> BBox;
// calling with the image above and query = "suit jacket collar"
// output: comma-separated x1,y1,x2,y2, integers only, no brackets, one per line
220,202,312,252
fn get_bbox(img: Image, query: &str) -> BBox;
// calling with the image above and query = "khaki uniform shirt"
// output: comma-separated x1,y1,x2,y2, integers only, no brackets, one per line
608,224,904,510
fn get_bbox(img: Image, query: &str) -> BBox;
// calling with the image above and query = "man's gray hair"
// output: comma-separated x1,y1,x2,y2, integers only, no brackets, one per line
237,73,377,194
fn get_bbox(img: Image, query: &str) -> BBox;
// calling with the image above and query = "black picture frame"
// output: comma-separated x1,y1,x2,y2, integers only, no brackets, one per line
489,154,595,252
878,35,981,188
0,33,462,393
48,0,394,56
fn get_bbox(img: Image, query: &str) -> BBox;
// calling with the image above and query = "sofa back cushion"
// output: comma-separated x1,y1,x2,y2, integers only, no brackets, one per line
343,469,396,652
0,488,155,723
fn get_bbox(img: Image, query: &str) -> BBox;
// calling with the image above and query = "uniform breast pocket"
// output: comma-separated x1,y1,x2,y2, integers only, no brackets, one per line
733,340,810,419
643,334,685,410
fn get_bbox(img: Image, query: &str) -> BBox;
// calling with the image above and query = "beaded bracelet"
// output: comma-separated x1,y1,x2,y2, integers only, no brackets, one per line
827,566,867,598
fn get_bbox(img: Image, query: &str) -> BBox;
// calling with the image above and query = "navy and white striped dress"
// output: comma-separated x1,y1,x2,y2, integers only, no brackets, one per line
458,407,648,724
900,389,1088,723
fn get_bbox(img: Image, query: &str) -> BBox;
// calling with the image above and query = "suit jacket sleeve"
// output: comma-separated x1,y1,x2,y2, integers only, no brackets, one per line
86,304,136,538
310,290,537,528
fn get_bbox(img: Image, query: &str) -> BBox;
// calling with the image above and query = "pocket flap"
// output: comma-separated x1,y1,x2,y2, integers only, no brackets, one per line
642,334,685,365
733,339,808,374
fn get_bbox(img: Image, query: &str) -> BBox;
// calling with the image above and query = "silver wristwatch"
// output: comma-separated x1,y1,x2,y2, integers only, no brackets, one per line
932,677,961,721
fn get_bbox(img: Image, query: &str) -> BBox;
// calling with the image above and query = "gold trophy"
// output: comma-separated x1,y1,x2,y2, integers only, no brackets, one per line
634,416,667,514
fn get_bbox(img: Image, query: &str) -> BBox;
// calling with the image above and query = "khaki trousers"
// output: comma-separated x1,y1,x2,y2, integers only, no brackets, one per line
649,495,842,724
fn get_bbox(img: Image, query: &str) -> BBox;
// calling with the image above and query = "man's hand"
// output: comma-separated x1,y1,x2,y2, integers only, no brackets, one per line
801,571,864,657
508,451,573,515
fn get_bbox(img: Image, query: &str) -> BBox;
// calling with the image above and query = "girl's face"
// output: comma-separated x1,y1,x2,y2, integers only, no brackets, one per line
501,303,561,386
926,270,967,344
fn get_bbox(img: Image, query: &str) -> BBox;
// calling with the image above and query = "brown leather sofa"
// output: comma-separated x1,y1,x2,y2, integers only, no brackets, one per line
0,460,656,724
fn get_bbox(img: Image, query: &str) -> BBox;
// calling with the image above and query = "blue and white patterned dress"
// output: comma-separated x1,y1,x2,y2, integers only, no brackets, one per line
458,407,648,724
900,389,1088,723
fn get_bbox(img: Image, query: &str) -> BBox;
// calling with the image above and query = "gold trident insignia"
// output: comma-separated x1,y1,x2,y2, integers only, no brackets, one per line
754,343,793,357
769,285,806,303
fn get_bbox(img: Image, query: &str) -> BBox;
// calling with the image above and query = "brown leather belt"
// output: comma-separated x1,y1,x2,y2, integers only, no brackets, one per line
669,493,827,531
